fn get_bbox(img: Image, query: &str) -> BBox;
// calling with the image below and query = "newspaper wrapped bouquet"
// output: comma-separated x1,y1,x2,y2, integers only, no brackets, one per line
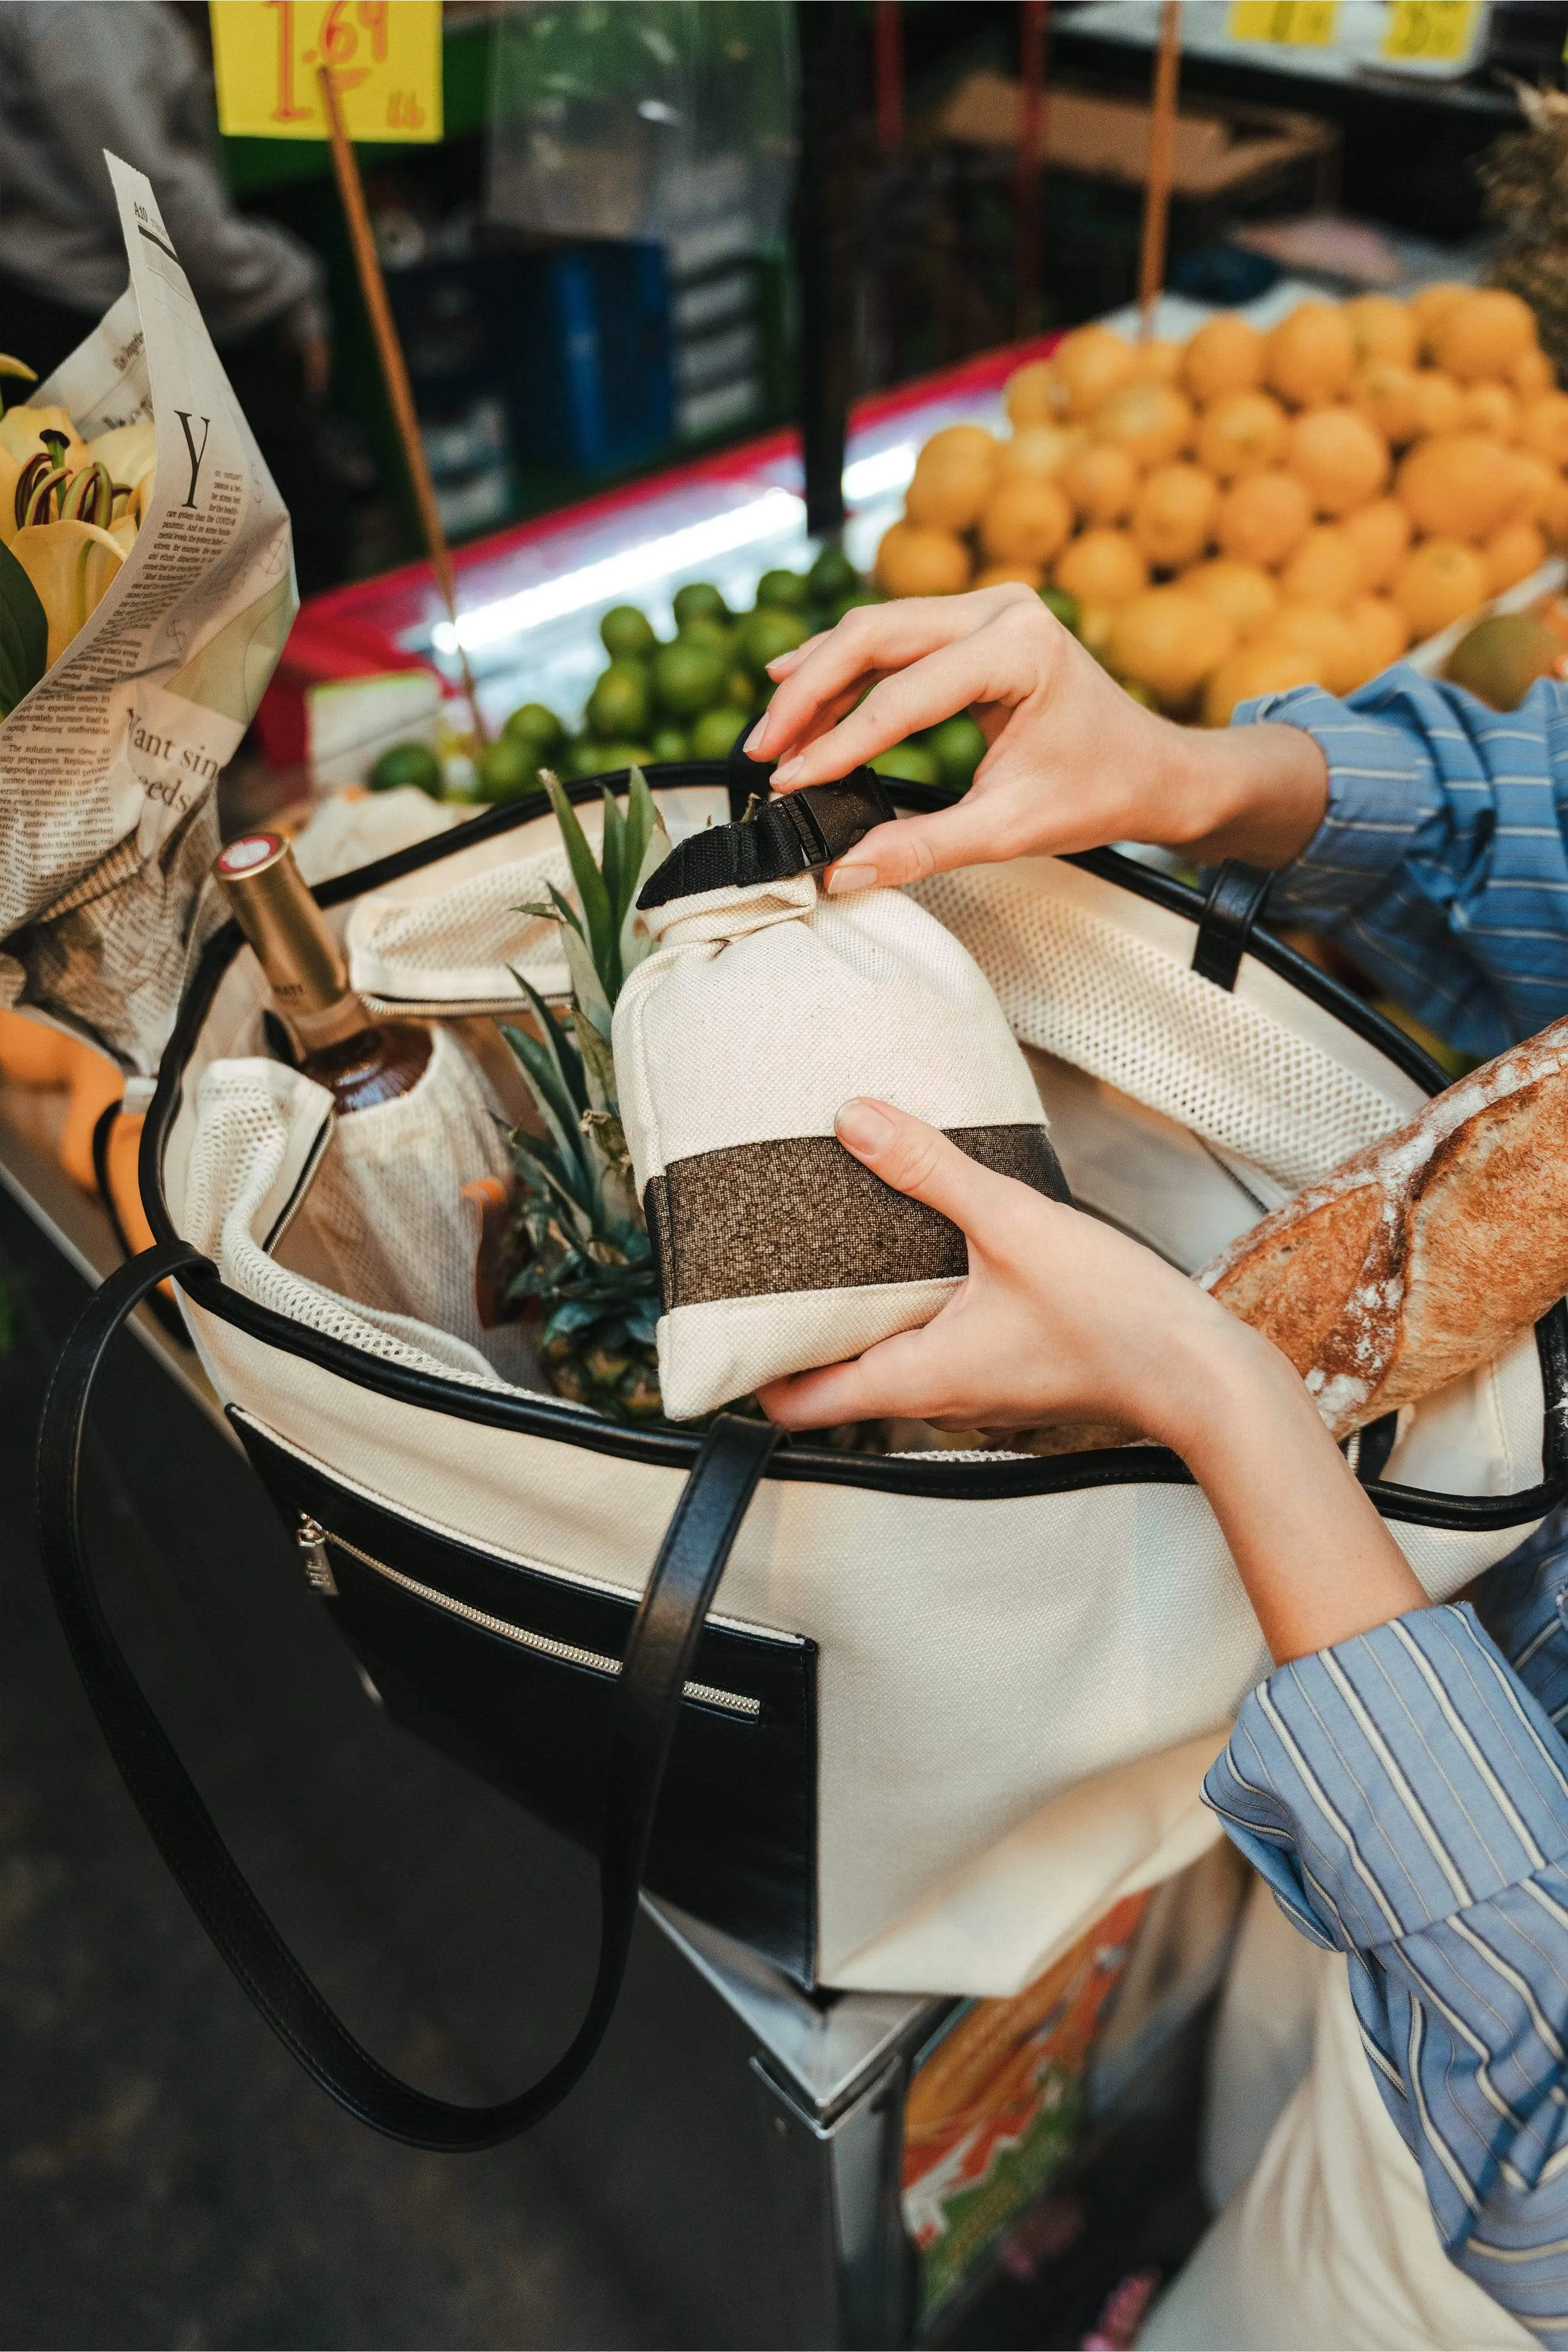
0,153,295,1073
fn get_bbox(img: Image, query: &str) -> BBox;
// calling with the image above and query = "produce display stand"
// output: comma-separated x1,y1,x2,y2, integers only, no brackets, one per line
256,336,1069,767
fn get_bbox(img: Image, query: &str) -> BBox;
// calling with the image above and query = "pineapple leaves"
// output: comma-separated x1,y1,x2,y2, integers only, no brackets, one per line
502,766,668,1422
621,766,673,979
599,784,625,914
557,917,612,1046
622,764,654,897
542,770,617,997
517,884,584,943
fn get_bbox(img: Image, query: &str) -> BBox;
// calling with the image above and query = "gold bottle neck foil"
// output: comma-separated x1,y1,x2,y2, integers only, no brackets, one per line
212,831,369,1051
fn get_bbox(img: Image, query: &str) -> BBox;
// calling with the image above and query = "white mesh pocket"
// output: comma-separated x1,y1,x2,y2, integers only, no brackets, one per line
346,844,579,1010
298,1024,512,1339
914,866,1409,1190
179,1051,508,1389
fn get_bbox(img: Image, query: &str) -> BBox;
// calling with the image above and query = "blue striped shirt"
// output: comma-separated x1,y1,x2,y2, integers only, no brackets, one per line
1248,663,1568,1064
1201,668,1568,2339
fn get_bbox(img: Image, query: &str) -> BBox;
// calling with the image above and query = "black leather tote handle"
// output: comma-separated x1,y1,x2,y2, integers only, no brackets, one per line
36,1244,781,2150
1192,859,1273,992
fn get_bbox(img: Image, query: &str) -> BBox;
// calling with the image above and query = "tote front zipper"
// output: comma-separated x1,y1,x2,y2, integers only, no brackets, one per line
296,1514,761,1721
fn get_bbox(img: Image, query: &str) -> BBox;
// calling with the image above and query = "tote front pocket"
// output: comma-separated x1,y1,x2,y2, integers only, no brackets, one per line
234,1412,819,1986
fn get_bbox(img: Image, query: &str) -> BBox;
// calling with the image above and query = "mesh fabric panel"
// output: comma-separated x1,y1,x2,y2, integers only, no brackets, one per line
180,1056,506,1390
914,868,1408,1191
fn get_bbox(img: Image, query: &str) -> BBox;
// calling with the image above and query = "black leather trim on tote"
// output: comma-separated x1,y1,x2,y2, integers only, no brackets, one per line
235,1418,819,1987
140,773,1567,1529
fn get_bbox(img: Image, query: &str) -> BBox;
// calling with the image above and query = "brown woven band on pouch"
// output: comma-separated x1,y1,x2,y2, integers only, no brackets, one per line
644,1124,1070,1311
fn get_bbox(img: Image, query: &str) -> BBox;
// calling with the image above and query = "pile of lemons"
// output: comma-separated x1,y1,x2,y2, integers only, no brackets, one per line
877,286,1568,722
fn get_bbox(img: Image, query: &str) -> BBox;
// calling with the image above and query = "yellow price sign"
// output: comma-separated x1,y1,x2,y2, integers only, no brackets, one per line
1226,1,1340,44
1380,0,1480,64
209,1,442,142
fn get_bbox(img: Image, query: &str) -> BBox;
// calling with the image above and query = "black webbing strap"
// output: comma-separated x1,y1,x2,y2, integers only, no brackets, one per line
35,1242,781,2150
1192,860,1273,993
638,770,895,909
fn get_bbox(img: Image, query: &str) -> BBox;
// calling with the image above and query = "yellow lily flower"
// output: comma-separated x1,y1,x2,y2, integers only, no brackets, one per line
10,519,124,666
0,403,88,475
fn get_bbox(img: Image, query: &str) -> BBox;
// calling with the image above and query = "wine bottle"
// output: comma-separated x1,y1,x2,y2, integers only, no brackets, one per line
213,832,431,1114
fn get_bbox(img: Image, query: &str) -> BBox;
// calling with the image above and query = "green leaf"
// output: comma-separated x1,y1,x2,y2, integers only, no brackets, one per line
516,973,589,1118
559,918,612,1047
621,764,655,915
599,784,625,923
500,1006,589,1194
622,793,676,978
513,1135,597,1244
0,539,48,720
574,1007,619,1114
542,770,616,1000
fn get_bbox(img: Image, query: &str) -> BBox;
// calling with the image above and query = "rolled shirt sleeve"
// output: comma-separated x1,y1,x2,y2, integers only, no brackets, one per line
1232,663,1568,1063
1205,1602,1568,2343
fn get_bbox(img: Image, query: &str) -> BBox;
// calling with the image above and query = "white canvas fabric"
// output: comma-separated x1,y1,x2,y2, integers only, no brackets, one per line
1141,1953,1532,2350
613,871,1057,1420
344,784,724,1014
157,824,1556,1997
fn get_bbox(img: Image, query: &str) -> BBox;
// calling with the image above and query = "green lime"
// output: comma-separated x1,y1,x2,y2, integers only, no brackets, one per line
807,545,860,606
689,706,747,759
368,740,443,797
755,567,808,612
870,741,940,787
677,614,735,657
673,580,728,627
591,742,656,774
925,714,987,793
587,660,651,741
829,587,885,625
502,701,565,756
1039,586,1080,633
600,604,657,660
474,736,539,801
650,725,690,761
566,735,606,778
725,667,757,712
653,639,728,718
736,607,810,676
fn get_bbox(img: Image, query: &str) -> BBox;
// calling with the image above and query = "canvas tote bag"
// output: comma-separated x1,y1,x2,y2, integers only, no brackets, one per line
36,757,1568,2152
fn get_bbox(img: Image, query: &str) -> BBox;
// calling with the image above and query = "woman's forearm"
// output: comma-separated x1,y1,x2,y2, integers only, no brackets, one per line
1157,1320,1427,1664
1161,721,1332,871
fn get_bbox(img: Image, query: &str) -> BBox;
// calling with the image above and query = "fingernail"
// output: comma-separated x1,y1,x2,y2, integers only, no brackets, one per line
771,754,804,785
835,1099,894,1154
744,718,769,752
826,861,877,896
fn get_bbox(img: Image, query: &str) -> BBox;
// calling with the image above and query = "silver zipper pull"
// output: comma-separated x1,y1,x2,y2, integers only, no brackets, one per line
296,1515,338,1597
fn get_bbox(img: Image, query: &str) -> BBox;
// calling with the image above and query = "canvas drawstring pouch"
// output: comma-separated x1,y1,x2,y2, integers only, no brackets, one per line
612,776,1070,1421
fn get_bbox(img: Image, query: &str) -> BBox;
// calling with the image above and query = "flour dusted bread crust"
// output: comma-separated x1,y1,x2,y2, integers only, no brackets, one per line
1199,1015,1568,1438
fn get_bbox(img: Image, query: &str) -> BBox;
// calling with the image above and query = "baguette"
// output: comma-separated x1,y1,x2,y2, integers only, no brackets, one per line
1199,1015,1568,1438
997,1017,1568,1456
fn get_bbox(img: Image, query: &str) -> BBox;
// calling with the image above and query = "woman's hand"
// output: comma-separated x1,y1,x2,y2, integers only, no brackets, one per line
757,1100,1426,1664
745,586,1330,893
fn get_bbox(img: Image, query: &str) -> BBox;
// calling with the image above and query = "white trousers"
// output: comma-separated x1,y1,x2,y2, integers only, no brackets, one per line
1141,1920,1534,2351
